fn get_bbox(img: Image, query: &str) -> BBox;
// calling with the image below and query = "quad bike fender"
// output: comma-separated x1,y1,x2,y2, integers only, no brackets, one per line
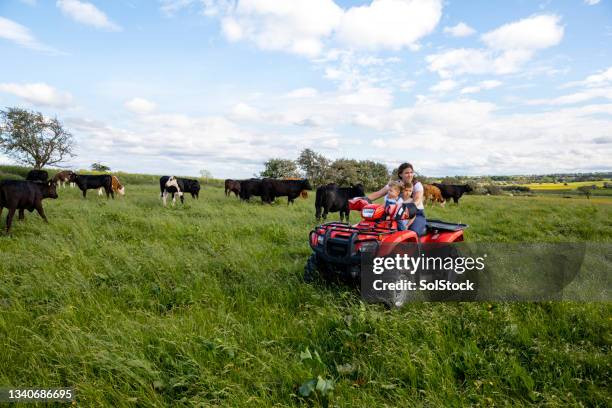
420,230,464,243
376,230,419,257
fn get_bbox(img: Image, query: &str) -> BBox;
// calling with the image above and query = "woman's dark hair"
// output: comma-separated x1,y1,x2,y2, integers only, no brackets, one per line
397,162,417,183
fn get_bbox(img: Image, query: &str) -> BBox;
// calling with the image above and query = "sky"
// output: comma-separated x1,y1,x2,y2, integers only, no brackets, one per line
0,0,611,178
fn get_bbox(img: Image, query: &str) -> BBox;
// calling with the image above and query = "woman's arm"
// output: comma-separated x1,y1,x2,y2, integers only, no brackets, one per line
412,186,424,207
367,184,389,201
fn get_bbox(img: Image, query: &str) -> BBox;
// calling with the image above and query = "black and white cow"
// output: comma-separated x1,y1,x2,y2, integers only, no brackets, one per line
69,174,114,199
160,176,200,206
160,176,183,206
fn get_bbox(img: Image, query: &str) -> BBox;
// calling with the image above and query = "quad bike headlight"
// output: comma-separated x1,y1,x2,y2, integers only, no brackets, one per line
361,208,375,218
317,235,325,245
359,241,378,253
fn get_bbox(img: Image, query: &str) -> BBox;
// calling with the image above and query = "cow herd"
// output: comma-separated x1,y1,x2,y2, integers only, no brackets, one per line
0,167,474,234
225,178,312,204
224,177,474,223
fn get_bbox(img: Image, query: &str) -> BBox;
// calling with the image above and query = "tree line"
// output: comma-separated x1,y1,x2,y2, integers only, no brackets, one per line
260,149,391,191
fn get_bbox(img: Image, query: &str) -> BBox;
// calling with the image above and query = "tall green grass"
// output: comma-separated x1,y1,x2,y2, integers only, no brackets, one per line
0,181,610,406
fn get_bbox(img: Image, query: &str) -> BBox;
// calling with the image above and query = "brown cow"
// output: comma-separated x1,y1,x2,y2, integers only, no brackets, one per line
52,170,75,188
224,179,241,197
424,184,446,207
98,175,125,196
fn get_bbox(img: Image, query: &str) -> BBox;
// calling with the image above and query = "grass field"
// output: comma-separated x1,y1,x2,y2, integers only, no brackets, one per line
0,181,611,406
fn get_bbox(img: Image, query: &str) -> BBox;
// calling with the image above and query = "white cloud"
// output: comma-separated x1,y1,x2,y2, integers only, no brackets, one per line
427,14,564,77
528,87,612,105
584,0,600,5
426,48,492,78
359,99,612,175
0,82,73,108
430,79,459,92
336,0,442,51
443,22,476,37
19,0,37,5
481,14,563,51
460,80,502,94
287,87,319,98
125,97,157,114
230,102,260,120
0,17,59,53
563,66,612,88
56,0,122,31
219,0,343,57
183,0,442,57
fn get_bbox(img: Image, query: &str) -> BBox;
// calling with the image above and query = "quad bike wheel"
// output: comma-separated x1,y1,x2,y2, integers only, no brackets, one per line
304,254,321,283
384,271,410,309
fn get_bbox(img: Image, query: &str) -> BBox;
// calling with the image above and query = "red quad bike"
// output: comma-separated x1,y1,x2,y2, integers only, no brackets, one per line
305,198,470,307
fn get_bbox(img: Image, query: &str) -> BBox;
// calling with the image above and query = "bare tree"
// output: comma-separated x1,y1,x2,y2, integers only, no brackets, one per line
0,107,75,169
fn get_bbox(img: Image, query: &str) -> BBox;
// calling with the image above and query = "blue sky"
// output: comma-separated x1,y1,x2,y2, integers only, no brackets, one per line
0,0,611,178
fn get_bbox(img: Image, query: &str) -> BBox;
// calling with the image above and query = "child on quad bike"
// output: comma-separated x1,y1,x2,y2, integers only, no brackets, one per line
384,181,416,231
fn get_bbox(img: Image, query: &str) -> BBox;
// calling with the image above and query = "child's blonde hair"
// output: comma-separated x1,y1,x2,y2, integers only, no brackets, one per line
388,180,403,193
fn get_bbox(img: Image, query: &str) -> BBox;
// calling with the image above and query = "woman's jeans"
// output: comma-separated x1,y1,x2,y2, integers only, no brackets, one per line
409,209,427,236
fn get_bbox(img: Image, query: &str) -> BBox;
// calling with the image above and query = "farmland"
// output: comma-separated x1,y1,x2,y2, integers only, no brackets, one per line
0,171,611,406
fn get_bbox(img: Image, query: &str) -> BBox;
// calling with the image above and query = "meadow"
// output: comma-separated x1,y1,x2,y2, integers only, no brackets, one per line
0,174,610,406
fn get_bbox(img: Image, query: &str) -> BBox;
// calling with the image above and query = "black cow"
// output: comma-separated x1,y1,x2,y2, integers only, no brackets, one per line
0,180,58,233
26,169,49,182
159,176,200,206
432,183,473,204
239,178,264,201
70,174,114,199
261,178,312,204
225,179,241,197
315,183,365,222
181,178,201,199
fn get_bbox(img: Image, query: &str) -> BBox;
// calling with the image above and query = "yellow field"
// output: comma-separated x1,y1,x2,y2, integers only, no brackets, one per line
518,180,611,190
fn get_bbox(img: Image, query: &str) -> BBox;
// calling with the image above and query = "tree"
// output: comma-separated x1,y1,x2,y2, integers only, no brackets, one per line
577,185,594,199
355,160,389,192
200,169,212,180
91,162,110,172
325,159,360,187
260,158,300,178
297,148,330,186
0,107,75,169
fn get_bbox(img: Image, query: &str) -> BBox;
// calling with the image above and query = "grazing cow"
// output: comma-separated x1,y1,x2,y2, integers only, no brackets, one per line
70,174,114,199
181,178,201,199
26,169,48,182
261,178,313,204
98,176,125,196
315,183,365,222
0,180,58,233
52,170,75,188
423,184,446,207
159,176,199,205
160,176,183,206
432,183,473,204
239,178,264,201
225,179,241,197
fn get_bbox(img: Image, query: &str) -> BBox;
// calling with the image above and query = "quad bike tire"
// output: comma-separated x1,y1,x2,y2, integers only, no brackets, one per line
304,254,321,283
383,271,412,309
